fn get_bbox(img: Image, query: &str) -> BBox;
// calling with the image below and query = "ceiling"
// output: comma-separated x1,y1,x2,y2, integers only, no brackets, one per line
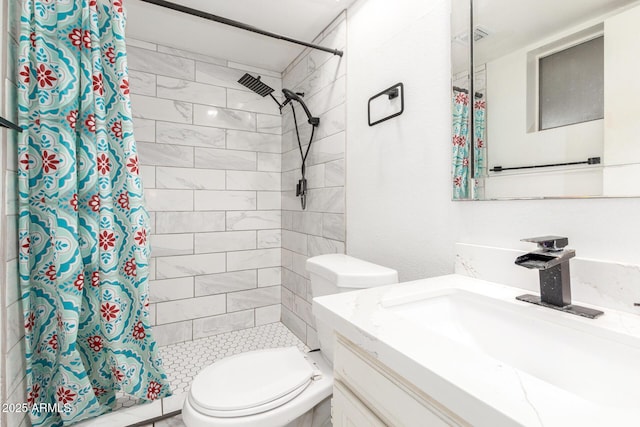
452,0,638,74
125,0,357,73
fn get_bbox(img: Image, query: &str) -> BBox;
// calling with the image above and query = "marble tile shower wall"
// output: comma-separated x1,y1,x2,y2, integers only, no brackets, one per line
280,14,347,347
127,39,284,346
3,1,28,425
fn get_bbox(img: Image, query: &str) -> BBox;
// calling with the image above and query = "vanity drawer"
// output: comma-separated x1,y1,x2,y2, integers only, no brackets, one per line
333,335,468,427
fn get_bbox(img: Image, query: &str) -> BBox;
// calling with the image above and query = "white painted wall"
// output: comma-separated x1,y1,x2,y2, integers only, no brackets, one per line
346,0,455,281
345,0,640,283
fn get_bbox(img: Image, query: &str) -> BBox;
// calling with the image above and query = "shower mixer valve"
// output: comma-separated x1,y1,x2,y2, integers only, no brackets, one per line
296,178,307,197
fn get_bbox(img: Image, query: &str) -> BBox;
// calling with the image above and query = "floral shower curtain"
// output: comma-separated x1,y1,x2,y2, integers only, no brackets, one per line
17,1,170,425
452,89,486,199
473,96,486,197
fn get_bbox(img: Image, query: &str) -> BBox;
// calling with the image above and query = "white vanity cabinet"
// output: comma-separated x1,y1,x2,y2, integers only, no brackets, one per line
332,380,386,426
331,336,468,427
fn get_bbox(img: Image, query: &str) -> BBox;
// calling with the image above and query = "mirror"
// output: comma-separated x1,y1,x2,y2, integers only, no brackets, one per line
452,0,640,200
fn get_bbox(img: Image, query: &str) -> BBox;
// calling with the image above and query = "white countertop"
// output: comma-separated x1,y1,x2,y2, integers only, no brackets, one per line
312,274,640,427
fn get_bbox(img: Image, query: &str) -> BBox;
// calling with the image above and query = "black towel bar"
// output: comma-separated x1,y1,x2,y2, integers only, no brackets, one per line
490,157,600,173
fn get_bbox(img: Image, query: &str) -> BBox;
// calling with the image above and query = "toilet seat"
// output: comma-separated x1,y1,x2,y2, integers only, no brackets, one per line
188,347,319,418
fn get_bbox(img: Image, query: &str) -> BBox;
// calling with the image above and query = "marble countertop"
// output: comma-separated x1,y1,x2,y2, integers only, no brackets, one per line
312,274,640,427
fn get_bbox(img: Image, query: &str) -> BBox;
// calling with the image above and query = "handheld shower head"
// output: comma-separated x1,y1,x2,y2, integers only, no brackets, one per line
281,89,320,210
282,88,303,103
282,89,319,126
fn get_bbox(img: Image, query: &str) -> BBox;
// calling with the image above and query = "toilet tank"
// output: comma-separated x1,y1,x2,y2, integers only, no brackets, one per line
306,254,399,298
306,254,398,363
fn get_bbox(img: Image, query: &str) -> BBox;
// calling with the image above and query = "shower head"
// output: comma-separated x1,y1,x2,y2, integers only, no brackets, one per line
282,89,319,126
237,73,275,97
238,73,287,113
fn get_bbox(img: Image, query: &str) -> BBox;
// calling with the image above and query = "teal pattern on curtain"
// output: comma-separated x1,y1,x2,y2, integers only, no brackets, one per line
452,90,470,199
473,97,486,198
17,1,171,425
452,90,486,200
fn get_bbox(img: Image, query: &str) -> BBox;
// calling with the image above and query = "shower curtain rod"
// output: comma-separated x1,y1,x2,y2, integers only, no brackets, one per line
0,116,22,132
452,85,483,98
138,0,344,57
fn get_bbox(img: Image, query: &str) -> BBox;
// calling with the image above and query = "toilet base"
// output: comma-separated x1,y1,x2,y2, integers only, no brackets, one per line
183,395,331,427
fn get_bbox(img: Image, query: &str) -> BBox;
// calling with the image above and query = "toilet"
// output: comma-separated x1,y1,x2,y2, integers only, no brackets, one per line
182,254,398,427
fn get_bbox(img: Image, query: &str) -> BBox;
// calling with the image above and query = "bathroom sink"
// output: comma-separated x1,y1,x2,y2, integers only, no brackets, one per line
383,289,640,409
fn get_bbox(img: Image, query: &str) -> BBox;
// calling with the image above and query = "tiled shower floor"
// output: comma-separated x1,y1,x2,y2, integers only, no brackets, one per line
160,322,308,397
79,322,308,427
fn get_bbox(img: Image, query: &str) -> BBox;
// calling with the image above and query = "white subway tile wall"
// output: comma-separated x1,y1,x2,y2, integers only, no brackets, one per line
2,1,27,426
128,39,284,346
280,14,347,347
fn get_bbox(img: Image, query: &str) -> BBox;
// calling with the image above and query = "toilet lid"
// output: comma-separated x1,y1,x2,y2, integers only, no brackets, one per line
189,347,317,417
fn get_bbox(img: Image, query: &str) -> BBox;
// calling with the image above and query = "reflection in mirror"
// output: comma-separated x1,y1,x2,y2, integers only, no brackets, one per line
451,0,476,199
452,0,640,200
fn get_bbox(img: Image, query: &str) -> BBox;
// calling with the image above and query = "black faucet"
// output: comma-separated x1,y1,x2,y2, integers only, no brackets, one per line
514,236,603,319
